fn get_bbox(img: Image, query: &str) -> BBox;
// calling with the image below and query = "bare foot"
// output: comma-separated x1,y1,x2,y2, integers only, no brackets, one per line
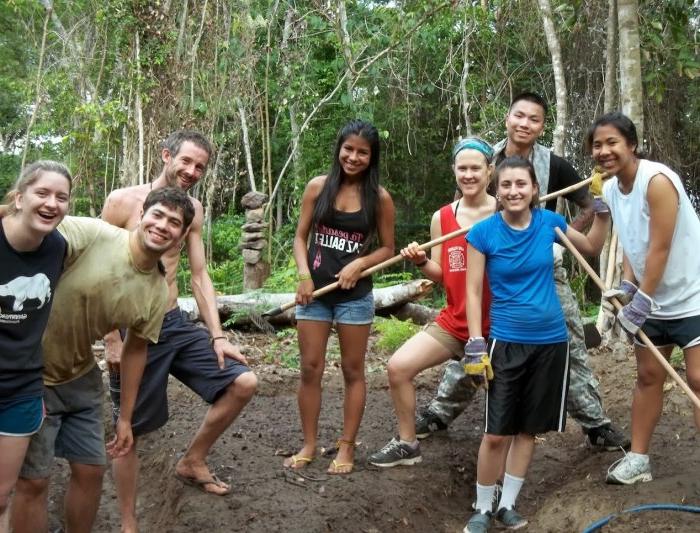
175,457,230,495
283,445,316,470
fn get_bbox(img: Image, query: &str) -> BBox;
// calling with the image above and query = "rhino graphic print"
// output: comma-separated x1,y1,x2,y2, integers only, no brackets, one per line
0,273,52,311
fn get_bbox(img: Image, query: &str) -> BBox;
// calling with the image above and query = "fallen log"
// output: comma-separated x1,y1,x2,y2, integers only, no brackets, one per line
178,279,435,327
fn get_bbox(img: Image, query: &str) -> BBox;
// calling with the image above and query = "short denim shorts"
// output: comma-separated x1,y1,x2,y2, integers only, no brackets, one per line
295,291,374,325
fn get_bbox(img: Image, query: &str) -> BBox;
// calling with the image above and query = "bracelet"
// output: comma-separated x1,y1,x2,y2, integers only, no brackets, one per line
210,335,227,347
298,272,312,281
415,259,429,268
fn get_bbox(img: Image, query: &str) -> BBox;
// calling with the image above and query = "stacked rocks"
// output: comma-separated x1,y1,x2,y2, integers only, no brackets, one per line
240,191,270,290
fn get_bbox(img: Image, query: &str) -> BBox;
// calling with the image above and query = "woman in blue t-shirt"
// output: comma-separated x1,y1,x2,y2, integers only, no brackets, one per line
0,161,71,526
462,156,610,532
284,120,395,475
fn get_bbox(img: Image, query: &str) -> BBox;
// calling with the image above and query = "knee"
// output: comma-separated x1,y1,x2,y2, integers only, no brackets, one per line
232,371,257,400
299,361,324,383
387,359,412,387
340,359,365,383
71,464,106,488
636,367,664,389
481,434,509,451
15,477,49,500
686,371,700,393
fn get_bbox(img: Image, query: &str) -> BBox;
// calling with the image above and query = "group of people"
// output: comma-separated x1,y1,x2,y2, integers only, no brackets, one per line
282,94,700,533
1,91,698,533
1,131,257,533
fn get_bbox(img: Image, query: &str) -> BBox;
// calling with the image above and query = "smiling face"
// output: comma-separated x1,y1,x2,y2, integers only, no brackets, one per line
590,124,638,178
14,171,71,236
338,134,371,179
505,99,546,148
162,140,210,191
453,149,490,198
137,202,187,255
497,166,538,215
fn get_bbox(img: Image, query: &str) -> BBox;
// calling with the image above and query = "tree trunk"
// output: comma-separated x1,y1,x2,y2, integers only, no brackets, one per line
618,0,643,140
537,0,567,156
604,0,618,113
178,280,434,326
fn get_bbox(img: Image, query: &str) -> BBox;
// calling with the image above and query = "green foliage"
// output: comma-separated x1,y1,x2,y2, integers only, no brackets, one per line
263,328,300,370
373,316,420,354
669,346,684,369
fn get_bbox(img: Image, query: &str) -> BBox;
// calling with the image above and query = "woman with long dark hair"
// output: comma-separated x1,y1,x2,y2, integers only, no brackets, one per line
283,119,395,475
587,112,700,485
0,161,71,531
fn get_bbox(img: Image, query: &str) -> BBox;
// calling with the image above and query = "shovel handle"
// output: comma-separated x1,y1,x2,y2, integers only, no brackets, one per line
554,227,700,410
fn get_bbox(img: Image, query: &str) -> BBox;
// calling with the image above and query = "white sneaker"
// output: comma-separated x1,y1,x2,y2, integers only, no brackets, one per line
606,452,652,485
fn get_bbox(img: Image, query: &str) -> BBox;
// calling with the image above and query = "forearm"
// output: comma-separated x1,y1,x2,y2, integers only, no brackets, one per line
357,245,394,271
293,237,311,274
191,272,224,336
415,260,443,284
639,246,671,296
118,338,147,423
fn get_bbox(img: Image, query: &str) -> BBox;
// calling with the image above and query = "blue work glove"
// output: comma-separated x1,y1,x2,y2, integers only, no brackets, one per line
617,289,656,337
603,280,638,307
462,337,493,389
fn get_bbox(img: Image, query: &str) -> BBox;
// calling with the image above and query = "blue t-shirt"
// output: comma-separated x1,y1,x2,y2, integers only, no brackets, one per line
467,208,567,343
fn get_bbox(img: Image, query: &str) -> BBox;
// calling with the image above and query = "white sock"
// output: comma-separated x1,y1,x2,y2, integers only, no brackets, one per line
475,482,496,514
399,439,419,448
627,451,649,463
497,473,525,511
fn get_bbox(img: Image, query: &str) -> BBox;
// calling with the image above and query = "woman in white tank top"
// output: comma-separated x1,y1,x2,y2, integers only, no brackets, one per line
587,112,700,486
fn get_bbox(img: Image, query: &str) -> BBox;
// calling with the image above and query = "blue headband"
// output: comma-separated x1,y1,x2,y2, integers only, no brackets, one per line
452,137,494,163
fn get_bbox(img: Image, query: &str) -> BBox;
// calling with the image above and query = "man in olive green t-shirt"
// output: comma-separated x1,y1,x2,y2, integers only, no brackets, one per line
12,187,194,533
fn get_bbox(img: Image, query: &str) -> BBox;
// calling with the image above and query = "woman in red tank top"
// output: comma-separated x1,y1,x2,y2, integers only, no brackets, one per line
368,138,496,468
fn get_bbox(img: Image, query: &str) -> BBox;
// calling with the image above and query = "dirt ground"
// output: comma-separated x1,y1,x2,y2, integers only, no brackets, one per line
44,329,700,533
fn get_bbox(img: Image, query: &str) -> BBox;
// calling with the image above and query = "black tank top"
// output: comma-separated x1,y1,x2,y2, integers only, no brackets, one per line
308,209,373,305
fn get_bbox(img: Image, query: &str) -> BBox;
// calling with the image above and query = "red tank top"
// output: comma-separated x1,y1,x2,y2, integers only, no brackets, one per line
434,204,491,341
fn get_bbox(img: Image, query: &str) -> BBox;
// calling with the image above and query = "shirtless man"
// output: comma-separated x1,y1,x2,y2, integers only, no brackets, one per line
102,130,257,532
11,187,194,533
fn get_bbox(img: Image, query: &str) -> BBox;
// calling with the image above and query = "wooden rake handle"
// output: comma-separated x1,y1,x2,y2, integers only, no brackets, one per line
263,178,592,317
554,227,700,410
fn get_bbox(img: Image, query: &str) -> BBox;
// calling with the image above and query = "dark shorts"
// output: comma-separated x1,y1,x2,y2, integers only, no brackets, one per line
484,339,570,436
637,314,700,350
0,395,44,436
21,366,106,479
110,308,250,436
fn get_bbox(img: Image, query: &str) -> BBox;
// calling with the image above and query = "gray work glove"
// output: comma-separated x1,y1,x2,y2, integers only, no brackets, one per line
603,280,638,307
618,289,657,337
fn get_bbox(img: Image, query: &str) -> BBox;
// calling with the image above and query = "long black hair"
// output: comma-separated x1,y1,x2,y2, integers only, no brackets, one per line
312,119,381,232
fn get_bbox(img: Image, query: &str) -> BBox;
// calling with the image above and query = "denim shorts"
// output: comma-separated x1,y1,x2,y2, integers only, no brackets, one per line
295,292,374,325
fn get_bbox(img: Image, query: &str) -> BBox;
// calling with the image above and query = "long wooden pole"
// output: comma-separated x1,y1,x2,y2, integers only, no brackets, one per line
263,177,593,317
555,227,700,410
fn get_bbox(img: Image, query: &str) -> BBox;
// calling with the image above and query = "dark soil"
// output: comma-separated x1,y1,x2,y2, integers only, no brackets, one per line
45,331,700,532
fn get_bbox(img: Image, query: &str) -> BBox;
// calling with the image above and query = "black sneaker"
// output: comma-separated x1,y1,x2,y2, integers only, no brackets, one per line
587,424,631,451
415,409,447,439
368,437,422,468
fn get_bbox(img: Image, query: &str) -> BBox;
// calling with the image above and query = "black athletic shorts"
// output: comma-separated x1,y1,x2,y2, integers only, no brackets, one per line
484,338,570,436
637,314,700,350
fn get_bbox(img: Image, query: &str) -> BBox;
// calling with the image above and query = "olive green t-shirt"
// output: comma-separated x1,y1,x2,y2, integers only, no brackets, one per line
42,217,168,385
